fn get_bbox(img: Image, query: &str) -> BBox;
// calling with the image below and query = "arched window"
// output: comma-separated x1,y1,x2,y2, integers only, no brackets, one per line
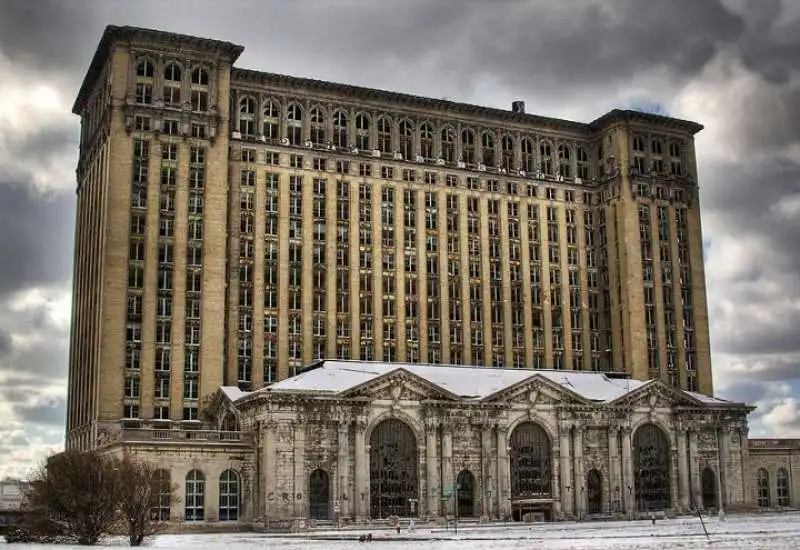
539,142,553,175
520,138,534,173
185,470,205,521
651,139,664,173
418,122,433,160
701,467,716,510
162,63,182,107
669,142,682,176
501,135,515,172
369,418,418,518
355,113,371,150
632,424,670,511
286,103,303,145
757,468,770,508
164,63,181,82
135,59,154,104
632,135,646,173
440,127,455,163
262,100,280,140
558,144,572,178
310,106,326,145
136,59,154,78
189,66,208,112
219,469,240,521
333,110,348,148
377,117,392,153
151,469,172,521
777,468,790,507
238,97,256,136
221,412,240,432
309,468,331,520
456,469,476,517
576,147,589,180
481,132,495,166
461,129,475,165
399,120,414,160
191,67,209,86
509,422,552,499
586,469,602,514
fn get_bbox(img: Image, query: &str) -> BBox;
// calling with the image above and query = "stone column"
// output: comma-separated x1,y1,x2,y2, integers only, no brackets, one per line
551,443,562,517
559,424,573,517
354,420,368,519
293,422,306,518
337,422,350,518
719,427,731,509
739,427,751,507
608,426,620,513
496,425,510,519
573,427,585,518
621,427,634,515
688,430,700,509
264,421,277,518
426,421,439,517
677,427,690,511
481,425,493,518
442,427,453,516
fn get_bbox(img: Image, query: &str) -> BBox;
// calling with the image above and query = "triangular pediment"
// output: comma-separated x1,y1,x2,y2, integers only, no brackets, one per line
340,368,458,402
482,373,589,406
610,379,702,408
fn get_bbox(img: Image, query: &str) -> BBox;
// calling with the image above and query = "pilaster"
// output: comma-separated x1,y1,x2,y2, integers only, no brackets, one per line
688,429,700,508
573,426,585,517
559,423,573,517
621,426,634,515
337,421,351,518
677,426,690,511
354,418,368,519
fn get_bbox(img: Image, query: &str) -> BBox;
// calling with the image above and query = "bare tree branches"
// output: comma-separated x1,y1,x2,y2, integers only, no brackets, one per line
21,450,178,546
116,457,178,546
25,450,124,545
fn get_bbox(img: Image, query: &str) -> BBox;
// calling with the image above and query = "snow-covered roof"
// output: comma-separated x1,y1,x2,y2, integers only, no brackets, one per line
236,360,719,404
220,386,249,403
686,391,735,405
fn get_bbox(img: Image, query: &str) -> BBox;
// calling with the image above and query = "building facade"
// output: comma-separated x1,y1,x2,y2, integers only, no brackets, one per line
103,361,799,526
68,26,713,452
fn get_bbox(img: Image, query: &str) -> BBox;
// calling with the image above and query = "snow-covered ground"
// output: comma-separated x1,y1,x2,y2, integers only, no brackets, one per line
4,513,800,549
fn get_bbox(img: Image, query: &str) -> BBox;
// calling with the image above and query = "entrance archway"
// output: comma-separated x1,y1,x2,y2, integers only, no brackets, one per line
456,469,475,517
587,469,603,514
701,467,716,510
309,468,330,520
369,418,418,518
633,424,671,512
509,422,552,521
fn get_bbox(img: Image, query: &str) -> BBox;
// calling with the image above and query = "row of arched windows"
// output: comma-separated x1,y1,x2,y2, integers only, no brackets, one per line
135,58,211,87
756,467,792,508
236,97,600,178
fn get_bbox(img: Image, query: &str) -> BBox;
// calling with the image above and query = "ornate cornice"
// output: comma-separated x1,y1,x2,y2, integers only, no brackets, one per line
73,25,243,115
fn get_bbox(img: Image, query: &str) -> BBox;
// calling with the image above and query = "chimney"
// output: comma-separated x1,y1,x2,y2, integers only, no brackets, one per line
512,100,526,114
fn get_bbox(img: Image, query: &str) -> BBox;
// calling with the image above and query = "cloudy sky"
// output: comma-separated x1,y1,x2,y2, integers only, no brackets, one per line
0,0,798,479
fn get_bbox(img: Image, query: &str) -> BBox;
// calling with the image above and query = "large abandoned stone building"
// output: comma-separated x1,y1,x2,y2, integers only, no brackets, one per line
69,26,797,526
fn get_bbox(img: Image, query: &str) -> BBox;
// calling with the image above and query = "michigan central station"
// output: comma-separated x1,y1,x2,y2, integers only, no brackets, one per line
64,26,798,528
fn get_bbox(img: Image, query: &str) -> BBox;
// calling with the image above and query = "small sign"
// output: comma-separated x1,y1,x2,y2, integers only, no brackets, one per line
443,488,453,498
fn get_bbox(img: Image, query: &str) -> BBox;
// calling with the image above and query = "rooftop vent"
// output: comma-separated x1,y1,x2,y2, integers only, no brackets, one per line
511,100,526,114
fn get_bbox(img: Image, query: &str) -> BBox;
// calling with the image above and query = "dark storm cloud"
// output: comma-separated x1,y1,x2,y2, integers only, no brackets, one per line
738,0,800,84
0,329,11,357
0,0,93,75
13,395,66,427
0,184,74,299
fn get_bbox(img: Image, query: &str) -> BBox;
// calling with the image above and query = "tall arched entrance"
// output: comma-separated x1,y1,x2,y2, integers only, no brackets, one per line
587,469,603,514
309,468,330,520
456,469,475,517
509,421,552,521
633,424,671,512
369,418,418,518
701,467,716,510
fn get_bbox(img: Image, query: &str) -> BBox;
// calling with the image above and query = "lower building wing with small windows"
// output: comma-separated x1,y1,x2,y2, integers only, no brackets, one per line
94,361,797,527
